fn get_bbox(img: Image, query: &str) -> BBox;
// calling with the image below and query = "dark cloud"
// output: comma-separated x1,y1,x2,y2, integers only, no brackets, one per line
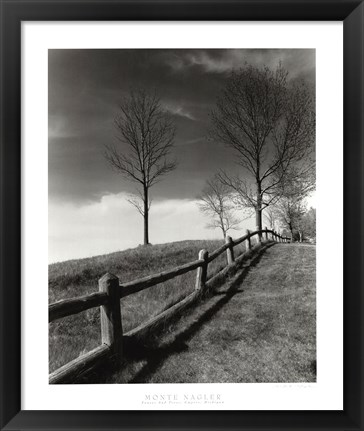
49,49,315,204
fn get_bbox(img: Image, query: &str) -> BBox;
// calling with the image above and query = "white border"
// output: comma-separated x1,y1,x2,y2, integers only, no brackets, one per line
22,22,343,410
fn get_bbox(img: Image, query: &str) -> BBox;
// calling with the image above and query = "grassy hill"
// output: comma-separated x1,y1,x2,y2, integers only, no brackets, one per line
110,244,316,384
49,239,227,373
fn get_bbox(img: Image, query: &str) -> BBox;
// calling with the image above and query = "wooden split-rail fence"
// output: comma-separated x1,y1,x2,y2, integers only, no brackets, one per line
49,228,289,384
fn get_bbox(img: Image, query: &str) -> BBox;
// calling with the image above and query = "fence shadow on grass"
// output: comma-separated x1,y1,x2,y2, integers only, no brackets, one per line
116,242,276,383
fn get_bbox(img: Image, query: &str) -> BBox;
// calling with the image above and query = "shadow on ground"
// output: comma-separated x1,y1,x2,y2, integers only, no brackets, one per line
89,242,276,384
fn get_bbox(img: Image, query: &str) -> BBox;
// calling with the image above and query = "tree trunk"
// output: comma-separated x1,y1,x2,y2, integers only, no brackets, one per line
143,186,149,245
255,208,263,238
255,182,263,241
220,214,226,239
289,223,294,242
299,231,303,243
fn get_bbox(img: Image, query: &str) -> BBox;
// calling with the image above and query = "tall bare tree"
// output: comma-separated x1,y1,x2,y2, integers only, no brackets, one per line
198,175,240,239
105,89,176,245
211,64,315,240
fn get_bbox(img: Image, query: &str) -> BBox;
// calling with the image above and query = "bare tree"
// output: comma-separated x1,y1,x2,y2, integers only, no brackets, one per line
301,207,316,241
276,197,306,241
275,178,314,242
264,206,280,231
211,64,315,240
105,89,177,245
198,175,240,239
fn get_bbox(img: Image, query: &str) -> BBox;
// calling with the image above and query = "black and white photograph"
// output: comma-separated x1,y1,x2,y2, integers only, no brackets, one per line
48,48,316,385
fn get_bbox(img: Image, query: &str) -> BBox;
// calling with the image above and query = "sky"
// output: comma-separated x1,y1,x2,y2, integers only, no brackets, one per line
49,49,315,263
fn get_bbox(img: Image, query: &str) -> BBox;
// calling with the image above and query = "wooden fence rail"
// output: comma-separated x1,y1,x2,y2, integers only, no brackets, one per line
49,228,289,384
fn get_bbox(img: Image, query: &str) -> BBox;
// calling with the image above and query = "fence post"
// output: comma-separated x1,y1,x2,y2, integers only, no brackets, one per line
195,249,209,291
265,226,268,241
226,236,235,265
246,229,252,251
99,273,123,358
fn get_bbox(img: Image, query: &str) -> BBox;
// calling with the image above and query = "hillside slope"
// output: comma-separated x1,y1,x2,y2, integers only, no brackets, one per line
101,244,316,383
49,239,226,372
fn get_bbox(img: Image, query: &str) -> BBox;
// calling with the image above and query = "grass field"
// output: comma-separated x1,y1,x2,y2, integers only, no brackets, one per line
49,239,231,373
101,243,316,383
49,241,316,383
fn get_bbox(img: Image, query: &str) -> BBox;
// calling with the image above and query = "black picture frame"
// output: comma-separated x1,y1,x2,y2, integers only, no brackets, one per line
0,1,363,430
